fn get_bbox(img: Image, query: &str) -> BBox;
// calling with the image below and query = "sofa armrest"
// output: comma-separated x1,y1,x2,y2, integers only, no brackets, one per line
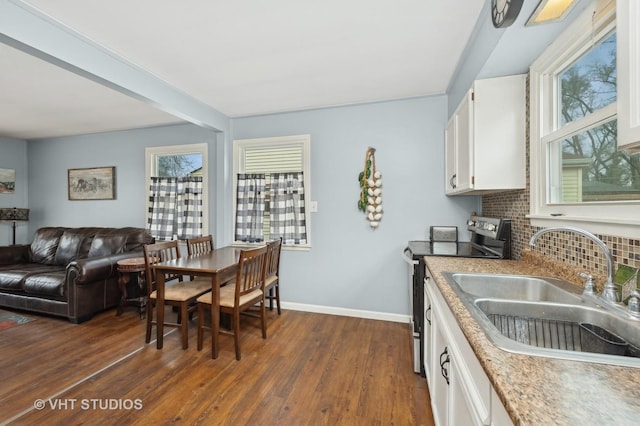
67,251,144,285
0,245,30,265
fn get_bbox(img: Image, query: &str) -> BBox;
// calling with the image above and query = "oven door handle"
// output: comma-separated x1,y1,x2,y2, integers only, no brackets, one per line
480,245,502,257
402,250,419,266
470,242,502,258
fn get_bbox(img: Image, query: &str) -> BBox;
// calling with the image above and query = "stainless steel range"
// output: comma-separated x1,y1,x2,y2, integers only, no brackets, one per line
402,215,512,375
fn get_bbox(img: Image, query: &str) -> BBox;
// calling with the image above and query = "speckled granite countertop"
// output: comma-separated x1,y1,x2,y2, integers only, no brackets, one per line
424,255,640,426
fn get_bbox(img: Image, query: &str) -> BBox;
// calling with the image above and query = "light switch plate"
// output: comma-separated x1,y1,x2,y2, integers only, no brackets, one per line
310,201,318,212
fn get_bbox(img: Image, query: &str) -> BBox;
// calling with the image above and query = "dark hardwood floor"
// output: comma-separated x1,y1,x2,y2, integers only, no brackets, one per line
0,305,434,425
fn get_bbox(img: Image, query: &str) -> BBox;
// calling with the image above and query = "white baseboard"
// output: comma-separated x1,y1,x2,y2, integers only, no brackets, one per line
280,301,410,324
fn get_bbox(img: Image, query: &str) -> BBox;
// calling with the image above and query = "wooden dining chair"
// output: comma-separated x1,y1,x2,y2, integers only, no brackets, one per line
186,235,214,256
197,245,268,360
265,238,282,314
186,235,215,281
143,240,211,350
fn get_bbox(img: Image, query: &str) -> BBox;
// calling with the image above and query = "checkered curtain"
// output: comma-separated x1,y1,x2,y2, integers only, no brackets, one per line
235,173,266,242
270,172,307,245
148,177,203,241
176,177,203,239
148,177,177,241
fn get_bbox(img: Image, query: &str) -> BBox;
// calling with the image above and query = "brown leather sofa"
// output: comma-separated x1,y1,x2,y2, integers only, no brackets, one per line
0,227,154,323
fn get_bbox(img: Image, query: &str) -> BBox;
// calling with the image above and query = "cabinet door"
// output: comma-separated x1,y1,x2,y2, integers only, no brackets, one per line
430,305,450,426
472,75,525,190
449,357,478,426
455,90,473,192
445,116,457,193
445,90,473,194
491,387,514,426
617,0,640,151
423,277,433,385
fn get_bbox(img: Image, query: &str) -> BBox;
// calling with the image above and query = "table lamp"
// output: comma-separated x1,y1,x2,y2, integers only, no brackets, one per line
0,207,30,245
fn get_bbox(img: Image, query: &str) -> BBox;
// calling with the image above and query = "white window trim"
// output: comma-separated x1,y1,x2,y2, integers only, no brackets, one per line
144,143,209,237
232,134,312,251
529,0,640,238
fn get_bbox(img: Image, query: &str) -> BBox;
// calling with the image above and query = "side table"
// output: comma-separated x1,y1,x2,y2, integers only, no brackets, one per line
117,257,148,318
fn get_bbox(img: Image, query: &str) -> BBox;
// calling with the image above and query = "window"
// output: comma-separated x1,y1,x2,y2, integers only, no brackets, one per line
145,143,208,240
232,135,311,249
529,1,640,236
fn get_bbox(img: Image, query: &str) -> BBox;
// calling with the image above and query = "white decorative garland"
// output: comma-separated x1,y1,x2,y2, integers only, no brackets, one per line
357,147,383,229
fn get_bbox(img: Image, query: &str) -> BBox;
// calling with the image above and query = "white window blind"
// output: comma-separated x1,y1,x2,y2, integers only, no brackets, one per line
233,135,311,249
243,146,303,173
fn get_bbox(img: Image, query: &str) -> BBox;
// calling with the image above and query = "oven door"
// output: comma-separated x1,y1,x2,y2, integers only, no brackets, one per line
403,249,422,374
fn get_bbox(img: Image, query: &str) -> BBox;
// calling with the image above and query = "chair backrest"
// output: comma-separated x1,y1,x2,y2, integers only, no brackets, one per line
234,246,268,302
266,238,282,280
143,240,182,295
186,235,214,256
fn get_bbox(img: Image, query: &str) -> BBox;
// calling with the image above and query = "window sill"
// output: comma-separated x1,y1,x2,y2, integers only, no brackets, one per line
527,214,640,239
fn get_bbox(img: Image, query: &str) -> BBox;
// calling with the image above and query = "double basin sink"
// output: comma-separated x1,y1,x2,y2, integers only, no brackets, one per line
443,272,640,368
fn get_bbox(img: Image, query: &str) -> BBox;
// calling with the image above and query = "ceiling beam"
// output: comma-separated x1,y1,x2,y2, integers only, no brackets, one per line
0,0,228,132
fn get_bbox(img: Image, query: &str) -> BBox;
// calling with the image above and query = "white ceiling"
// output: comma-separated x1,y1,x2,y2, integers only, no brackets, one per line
0,0,486,140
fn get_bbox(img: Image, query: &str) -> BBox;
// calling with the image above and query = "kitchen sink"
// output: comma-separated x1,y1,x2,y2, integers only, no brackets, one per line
447,273,583,303
442,272,640,368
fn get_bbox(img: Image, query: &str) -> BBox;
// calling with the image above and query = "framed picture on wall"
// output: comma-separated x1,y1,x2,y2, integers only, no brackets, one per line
0,168,16,194
68,166,116,200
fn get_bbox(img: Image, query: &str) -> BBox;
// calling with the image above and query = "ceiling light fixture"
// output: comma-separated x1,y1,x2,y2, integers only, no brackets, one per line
526,0,577,26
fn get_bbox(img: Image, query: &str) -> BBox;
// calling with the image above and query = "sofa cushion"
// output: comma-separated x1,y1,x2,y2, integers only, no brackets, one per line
54,231,86,266
0,270,33,291
23,270,66,299
0,264,66,291
30,228,67,265
117,227,155,251
87,234,127,257
71,227,102,259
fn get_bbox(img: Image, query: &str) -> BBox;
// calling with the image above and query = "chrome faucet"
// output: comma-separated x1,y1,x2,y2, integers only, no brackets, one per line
529,226,619,304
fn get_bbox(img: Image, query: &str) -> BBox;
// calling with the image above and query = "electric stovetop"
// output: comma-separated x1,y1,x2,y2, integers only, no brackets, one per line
406,240,503,259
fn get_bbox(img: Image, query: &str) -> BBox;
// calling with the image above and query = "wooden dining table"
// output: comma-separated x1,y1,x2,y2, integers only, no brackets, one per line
152,245,245,357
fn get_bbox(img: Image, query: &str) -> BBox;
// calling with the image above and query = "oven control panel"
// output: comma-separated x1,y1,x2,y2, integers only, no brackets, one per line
467,216,503,239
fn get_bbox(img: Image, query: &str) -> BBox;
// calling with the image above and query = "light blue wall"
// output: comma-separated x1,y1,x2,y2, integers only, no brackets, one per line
0,137,29,244
16,97,478,317
447,1,501,117
27,123,222,238
447,0,593,117
231,97,479,315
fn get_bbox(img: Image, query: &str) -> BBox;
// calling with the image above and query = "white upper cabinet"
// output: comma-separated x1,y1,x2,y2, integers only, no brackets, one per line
445,93,473,193
445,74,526,195
617,0,640,151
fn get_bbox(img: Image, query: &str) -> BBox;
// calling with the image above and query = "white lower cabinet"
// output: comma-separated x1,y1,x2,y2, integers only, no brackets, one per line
490,387,512,426
423,276,433,385
424,270,513,426
430,304,449,426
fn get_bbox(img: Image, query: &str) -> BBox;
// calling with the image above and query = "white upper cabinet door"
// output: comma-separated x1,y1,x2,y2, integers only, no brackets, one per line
617,0,640,151
445,91,473,194
445,115,458,193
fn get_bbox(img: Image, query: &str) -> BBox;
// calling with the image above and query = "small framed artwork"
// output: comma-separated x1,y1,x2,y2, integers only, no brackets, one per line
0,168,16,194
68,166,116,200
